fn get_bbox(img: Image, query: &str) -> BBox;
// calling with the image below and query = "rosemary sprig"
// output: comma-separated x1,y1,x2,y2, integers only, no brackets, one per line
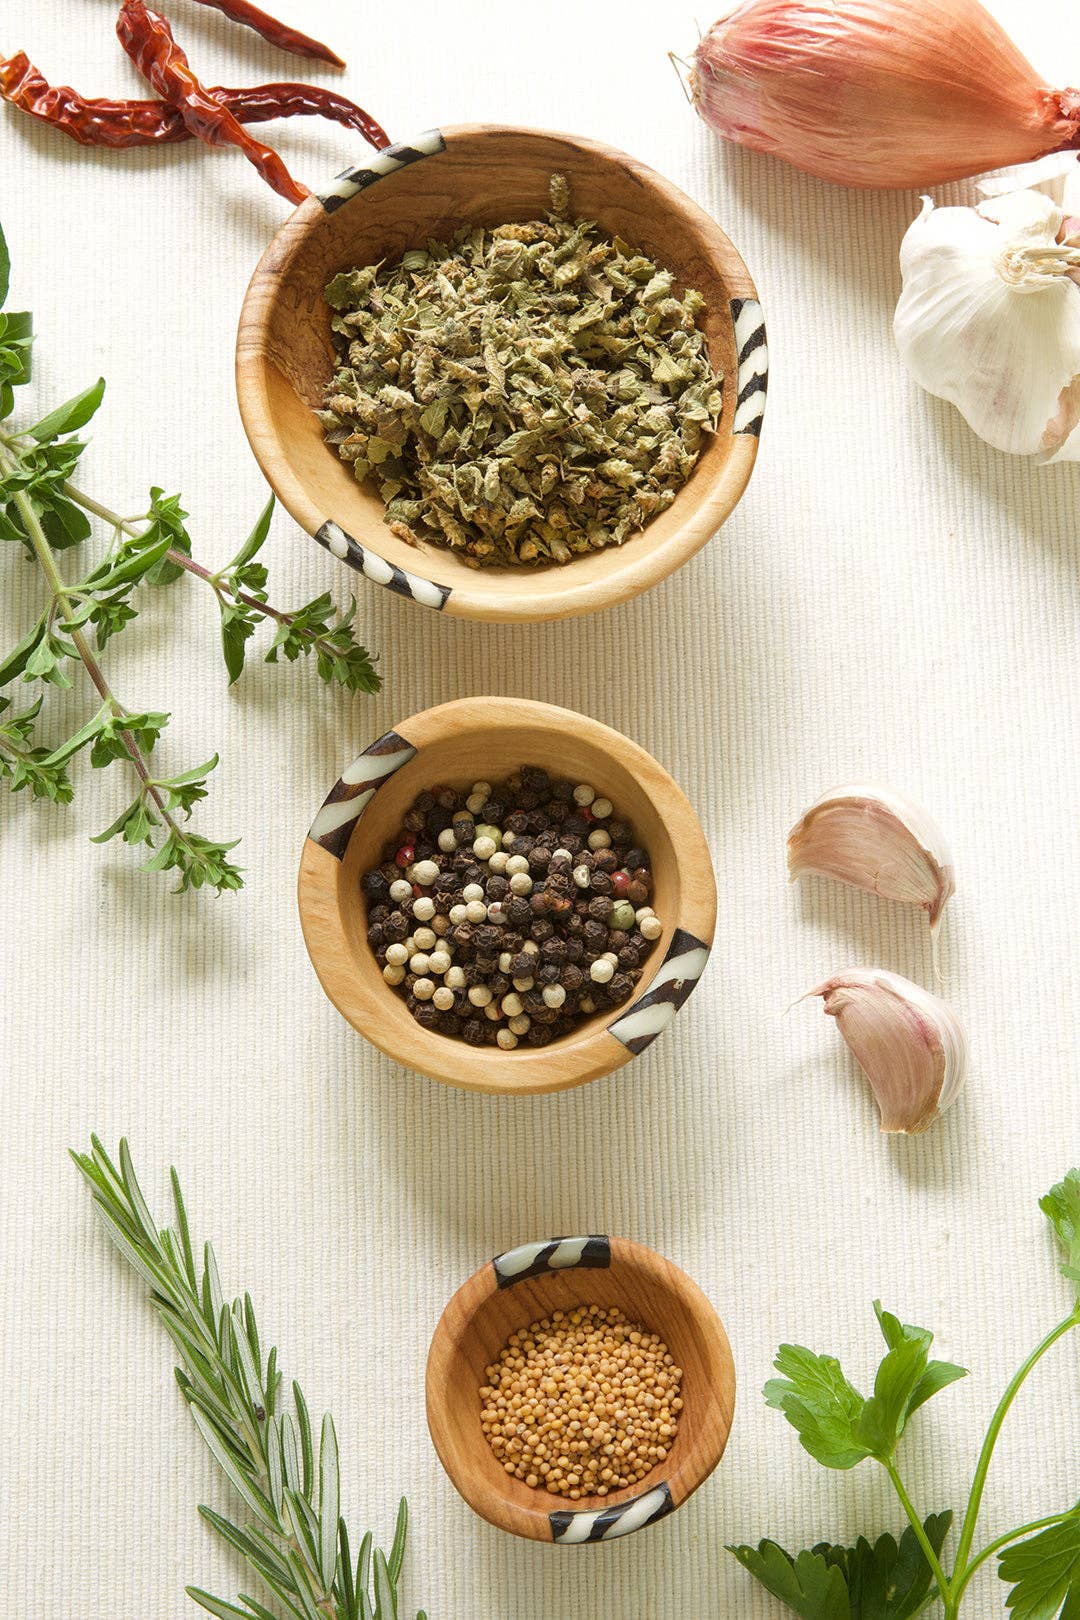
72,1138,426,1620
0,216,379,892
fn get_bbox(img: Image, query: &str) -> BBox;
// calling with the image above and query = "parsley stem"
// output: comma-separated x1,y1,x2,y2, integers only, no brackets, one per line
951,1509,1077,1604
881,1459,952,1603
951,1311,1079,1581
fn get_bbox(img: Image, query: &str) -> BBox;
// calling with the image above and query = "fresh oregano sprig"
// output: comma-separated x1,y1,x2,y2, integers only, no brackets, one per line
0,218,379,893
72,1138,425,1620
731,1168,1080,1618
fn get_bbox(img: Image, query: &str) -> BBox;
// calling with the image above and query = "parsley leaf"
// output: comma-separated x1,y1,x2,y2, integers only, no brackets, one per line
1041,1171,1080,1302
999,1512,1080,1620
765,1343,870,1469
856,1304,966,1459
730,1516,952,1620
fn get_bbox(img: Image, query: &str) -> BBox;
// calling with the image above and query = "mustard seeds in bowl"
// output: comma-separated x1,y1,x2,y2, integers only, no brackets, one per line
479,1304,683,1499
359,766,662,1047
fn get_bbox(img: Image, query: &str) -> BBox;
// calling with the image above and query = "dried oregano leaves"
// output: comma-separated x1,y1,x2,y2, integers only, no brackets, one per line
317,175,723,568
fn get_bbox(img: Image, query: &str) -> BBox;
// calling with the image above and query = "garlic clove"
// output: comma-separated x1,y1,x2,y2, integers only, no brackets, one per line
804,969,967,1134
894,192,1080,462
787,784,955,930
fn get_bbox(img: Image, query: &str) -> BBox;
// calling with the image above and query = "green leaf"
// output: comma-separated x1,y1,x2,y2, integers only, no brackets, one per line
40,494,92,551
765,1344,870,1470
319,1413,340,1590
388,1498,408,1587
225,494,274,574
1000,1512,1080,1620
373,1549,398,1620
730,1515,952,1620
90,795,158,847
86,524,174,592
142,487,192,586
855,1305,966,1460
29,377,105,442
0,220,9,307
186,1590,261,1620
0,309,33,397
0,614,47,686
39,709,108,768
1041,1170,1080,1300
729,1540,850,1619
220,603,257,685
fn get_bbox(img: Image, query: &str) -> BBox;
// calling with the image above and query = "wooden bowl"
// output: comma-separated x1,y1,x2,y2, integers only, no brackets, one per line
426,1235,735,1543
297,696,716,1094
236,125,766,623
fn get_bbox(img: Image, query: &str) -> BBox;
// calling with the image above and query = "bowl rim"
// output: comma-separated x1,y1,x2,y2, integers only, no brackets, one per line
425,1233,736,1543
296,696,716,1094
235,122,767,624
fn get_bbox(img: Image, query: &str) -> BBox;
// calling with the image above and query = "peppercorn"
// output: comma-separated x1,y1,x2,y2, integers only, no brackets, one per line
462,1020,487,1045
366,921,386,950
384,911,409,943
361,870,390,904
412,1002,440,1029
608,973,634,1003
589,870,614,896
627,879,650,905
530,918,554,943
526,1024,553,1045
587,895,613,921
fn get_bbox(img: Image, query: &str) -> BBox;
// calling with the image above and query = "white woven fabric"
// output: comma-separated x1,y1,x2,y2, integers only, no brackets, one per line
3,2,1079,1614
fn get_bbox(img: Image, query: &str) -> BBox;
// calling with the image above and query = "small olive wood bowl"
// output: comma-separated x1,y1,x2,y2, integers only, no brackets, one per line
236,124,766,623
296,696,716,1094
426,1235,736,1543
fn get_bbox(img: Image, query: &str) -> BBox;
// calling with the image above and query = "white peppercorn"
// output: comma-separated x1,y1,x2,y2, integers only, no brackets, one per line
591,797,612,818
468,984,493,1007
572,864,591,888
413,926,437,950
449,904,468,925
465,900,487,924
509,872,533,896
483,1002,503,1022
437,828,457,853
445,966,466,990
512,975,535,992
413,978,435,1001
383,963,406,985
501,992,524,1017
462,883,484,902
542,984,566,1008
499,951,513,973
411,858,440,886
412,894,435,921
573,783,595,806
505,854,529,875
489,850,510,873
473,835,497,860
496,1028,518,1050
433,986,455,1011
588,828,611,850
508,1013,531,1035
428,950,451,976
389,878,412,904
639,915,663,941
409,952,431,975
590,959,614,984
385,943,409,967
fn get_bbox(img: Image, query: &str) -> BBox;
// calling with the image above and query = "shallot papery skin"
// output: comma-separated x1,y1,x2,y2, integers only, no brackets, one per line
691,0,1080,190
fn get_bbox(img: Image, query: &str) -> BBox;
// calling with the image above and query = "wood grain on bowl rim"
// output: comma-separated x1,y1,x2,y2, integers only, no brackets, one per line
236,124,766,623
296,697,716,1094
425,1234,736,1542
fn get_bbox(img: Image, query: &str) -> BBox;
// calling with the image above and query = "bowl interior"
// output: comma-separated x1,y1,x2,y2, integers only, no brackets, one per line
327,711,691,1090
426,1238,735,1541
239,125,758,616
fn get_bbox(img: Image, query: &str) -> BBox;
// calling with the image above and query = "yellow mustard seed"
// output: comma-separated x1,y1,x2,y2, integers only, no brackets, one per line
478,1303,682,1498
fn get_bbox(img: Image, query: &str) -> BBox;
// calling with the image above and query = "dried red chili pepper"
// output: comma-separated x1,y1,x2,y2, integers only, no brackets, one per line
191,0,345,69
116,0,309,204
0,52,389,152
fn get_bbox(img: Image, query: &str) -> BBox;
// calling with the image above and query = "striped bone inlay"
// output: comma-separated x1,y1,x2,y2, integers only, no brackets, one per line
318,129,447,213
307,730,416,859
730,297,767,437
317,521,451,611
607,927,711,1055
493,1236,611,1289
550,1481,675,1544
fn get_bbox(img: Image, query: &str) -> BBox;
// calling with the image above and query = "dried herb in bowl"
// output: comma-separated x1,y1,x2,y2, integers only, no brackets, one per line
318,175,723,568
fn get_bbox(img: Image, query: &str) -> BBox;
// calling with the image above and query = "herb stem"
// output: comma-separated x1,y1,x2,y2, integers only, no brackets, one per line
951,1310,1079,1579
0,443,196,850
951,1509,1078,1604
881,1459,952,1605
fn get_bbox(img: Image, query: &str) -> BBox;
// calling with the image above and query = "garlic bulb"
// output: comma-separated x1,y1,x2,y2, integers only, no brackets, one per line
805,969,967,1134
894,190,1080,461
788,785,955,930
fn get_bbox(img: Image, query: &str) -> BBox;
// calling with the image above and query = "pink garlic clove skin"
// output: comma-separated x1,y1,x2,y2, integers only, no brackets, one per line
689,0,1080,191
787,784,955,930
807,969,967,1134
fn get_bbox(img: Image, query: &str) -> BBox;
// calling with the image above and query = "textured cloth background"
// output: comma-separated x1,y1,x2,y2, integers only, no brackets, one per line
2,2,1079,1614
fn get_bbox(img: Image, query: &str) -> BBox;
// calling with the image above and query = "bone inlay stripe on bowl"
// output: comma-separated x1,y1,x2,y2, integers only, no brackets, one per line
316,521,451,611
550,1481,675,1544
608,927,711,1055
318,129,447,213
730,297,767,437
493,1236,611,1289
307,730,416,859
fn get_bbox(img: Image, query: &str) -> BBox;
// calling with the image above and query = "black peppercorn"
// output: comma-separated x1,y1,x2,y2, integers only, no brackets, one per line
367,922,386,949
509,952,534,977
624,847,649,871
530,919,554,943
462,1020,487,1045
527,1025,553,1046
561,833,584,856
384,911,409,943
521,766,550,794
587,895,613,921
361,870,390,903
563,963,585,991
541,937,568,965
538,962,561,985
412,1003,441,1029
608,973,634,1004
368,903,389,924
594,848,619,873
481,800,504,824
503,810,529,836
506,897,532,930
607,930,629,950
583,919,606,947
485,875,509,900
474,925,501,953
403,807,426,833
564,938,584,963
528,846,552,873
590,871,614,896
